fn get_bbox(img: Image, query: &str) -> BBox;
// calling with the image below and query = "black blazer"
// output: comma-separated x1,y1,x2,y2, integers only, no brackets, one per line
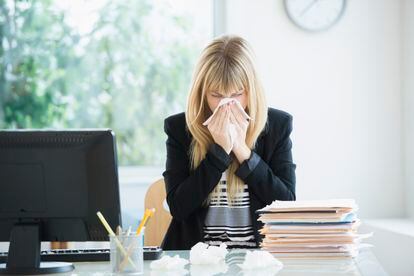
161,108,296,250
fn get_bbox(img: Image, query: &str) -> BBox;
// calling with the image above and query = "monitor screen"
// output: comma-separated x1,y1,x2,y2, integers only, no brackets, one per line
0,129,122,274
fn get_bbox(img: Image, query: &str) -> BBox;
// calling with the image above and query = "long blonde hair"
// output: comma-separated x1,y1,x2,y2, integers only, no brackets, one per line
186,35,268,203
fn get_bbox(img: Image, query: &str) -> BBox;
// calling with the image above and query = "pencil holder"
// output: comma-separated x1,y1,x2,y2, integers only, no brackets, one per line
110,233,144,275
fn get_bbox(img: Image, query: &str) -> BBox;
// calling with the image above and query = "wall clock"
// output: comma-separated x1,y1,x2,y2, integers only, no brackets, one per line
284,0,347,32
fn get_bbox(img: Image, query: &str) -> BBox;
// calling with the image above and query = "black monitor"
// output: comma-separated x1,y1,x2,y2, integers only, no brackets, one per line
0,130,122,274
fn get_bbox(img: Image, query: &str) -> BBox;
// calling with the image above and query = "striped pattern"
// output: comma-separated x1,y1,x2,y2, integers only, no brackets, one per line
203,172,257,249
225,249,246,266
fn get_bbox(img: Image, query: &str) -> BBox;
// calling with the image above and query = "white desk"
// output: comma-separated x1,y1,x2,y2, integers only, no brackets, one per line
52,248,388,276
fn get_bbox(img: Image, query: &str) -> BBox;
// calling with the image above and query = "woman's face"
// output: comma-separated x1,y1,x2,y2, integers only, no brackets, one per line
206,89,248,112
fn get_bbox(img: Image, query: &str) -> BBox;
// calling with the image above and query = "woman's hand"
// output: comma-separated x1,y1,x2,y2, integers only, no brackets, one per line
207,104,233,154
229,102,251,163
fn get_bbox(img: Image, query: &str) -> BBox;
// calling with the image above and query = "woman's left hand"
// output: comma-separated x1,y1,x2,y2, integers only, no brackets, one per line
229,102,251,163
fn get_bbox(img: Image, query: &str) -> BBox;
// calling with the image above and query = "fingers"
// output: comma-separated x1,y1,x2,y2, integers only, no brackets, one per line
217,105,226,130
209,104,224,126
230,103,247,126
206,104,232,152
224,106,231,128
229,110,237,125
208,104,226,131
219,104,231,131
208,107,219,128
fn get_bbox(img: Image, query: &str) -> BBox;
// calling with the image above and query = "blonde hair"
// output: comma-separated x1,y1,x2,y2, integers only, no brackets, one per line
186,35,268,203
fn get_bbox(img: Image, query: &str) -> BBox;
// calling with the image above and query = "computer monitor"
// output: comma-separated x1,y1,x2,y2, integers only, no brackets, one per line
0,130,122,274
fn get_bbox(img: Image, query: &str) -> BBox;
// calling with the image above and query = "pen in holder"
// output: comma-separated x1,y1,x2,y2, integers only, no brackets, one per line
118,209,154,271
110,233,144,275
96,212,138,271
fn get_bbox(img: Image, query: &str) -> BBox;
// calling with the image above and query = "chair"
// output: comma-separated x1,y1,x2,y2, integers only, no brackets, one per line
144,178,172,246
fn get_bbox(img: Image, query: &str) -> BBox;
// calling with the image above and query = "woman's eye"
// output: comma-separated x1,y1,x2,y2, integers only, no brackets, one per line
232,94,243,98
212,94,222,98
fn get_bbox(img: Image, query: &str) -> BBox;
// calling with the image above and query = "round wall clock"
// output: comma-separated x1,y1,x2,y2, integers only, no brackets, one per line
284,0,347,32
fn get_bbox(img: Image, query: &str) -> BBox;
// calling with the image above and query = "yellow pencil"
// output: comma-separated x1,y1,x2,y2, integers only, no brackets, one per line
135,208,155,235
96,212,136,269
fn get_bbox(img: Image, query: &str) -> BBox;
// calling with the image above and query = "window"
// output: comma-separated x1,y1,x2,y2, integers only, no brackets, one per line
0,0,213,166
0,0,217,227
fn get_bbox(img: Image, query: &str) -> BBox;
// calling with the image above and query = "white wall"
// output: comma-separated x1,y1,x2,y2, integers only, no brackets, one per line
402,0,414,219
224,0,404,218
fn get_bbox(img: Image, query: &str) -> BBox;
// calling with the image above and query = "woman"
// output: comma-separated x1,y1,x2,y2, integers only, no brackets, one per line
162,35,296,250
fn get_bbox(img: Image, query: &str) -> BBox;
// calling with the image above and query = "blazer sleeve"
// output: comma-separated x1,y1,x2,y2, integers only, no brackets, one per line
162,117,232,221
235,115,296,205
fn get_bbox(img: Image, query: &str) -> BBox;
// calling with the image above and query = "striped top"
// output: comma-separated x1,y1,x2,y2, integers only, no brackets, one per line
203,171,257,249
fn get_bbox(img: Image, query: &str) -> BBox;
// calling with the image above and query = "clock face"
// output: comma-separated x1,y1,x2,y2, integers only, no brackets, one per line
284,0,346,32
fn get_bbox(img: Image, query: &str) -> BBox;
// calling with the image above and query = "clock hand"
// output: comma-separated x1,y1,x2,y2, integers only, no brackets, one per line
300,0,319,16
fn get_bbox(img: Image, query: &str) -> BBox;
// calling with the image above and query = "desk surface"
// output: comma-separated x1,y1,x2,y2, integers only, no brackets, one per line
53,248,388,276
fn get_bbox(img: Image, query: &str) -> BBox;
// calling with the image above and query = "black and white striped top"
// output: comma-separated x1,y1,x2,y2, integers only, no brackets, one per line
203,171,257,249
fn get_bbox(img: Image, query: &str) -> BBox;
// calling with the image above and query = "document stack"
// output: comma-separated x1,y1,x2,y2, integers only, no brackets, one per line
257,199,372,259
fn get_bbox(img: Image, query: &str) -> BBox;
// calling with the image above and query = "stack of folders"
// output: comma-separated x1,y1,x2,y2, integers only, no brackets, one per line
257,199,373,259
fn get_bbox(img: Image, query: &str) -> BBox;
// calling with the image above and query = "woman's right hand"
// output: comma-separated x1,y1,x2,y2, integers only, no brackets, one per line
207,104,233,154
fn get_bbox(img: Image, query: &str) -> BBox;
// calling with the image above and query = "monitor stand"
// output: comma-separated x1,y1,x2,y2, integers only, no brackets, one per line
0,222,74,275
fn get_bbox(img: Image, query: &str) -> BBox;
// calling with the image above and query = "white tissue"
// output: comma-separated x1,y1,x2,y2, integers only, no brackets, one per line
150,255,189,271
189,242,228,265
238,250,283,271
203,98,250,126
203,98,250,146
